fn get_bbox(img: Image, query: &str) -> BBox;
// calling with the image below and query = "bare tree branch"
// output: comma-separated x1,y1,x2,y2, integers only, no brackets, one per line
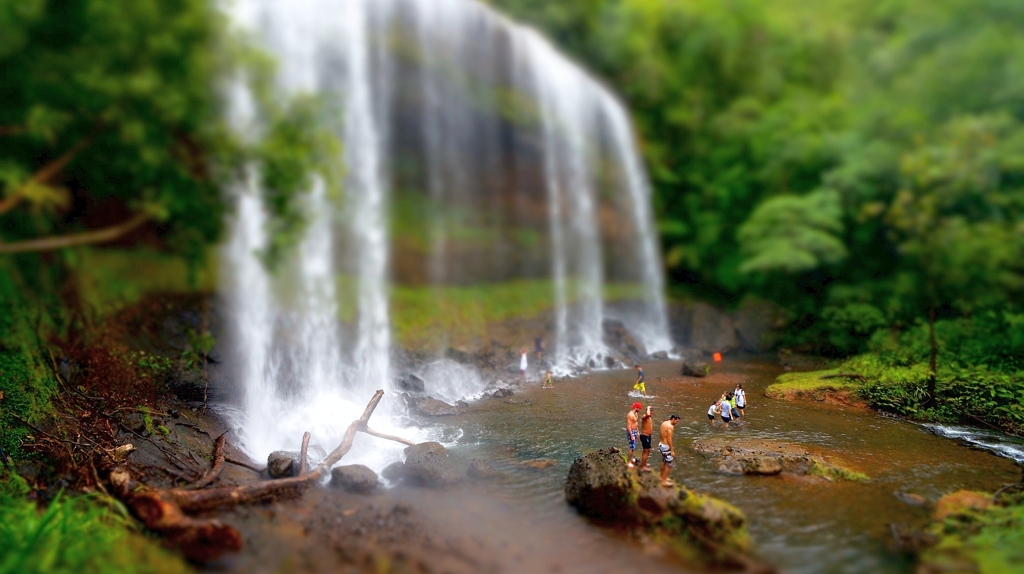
0,211,151,254
0,134,93,215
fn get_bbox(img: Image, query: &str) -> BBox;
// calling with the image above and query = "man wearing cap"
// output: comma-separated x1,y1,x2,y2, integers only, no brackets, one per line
626,402,642,468
658,414,681,487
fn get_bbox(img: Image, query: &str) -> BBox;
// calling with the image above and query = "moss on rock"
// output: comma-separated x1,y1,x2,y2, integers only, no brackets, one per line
565,447,754,568
918,489,1024,574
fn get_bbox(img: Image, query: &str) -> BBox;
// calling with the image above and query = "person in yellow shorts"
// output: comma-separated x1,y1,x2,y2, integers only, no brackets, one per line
632,365,647,397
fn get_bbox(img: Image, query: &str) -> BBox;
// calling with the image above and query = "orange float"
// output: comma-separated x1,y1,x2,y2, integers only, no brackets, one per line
713,352,722,362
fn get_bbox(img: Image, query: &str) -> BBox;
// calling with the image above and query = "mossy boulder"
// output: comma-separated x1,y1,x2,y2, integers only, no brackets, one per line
765,370,867,408
918,489,1024,573
692,438,869,481
565,447,752,566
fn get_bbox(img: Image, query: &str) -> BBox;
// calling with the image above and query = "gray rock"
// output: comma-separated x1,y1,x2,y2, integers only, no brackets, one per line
681,360,710,377
467,458,497,479
331,464,379,493
411,396,464,416
491,388,514,399
382,461,406,482
267,451,299,478
647,350,669,361
688,303,739,354
732,296,788,352
602,319,647,361
396,373,425,393
403,441,459,487
565,447,640,524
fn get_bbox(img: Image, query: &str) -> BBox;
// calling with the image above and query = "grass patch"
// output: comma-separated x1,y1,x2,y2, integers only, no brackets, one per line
765,369,861,398
0,471,191,574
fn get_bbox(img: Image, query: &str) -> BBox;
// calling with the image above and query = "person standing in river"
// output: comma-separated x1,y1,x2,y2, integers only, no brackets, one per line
542,370,554,388
658,414,680,487
632,365,647,397
639,405,654,472
734,383,746,416
519,348,528,378
534,336,544,360
626,402,642,467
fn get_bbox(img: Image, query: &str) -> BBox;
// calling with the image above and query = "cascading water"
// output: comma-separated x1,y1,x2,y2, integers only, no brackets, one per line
220,0,673,466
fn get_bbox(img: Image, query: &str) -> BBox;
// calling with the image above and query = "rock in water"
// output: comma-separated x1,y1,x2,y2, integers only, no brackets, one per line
411,396,464,416
396,373,425,392
565,447,751,566
467,458,497,479
331,464,379,493
267,451,299,478
681,360,710,377
404,442,459,487
692,438,868,480
381,461,406,482
491,388,513,399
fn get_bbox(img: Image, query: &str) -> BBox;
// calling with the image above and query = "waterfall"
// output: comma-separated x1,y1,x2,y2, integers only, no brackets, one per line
220,0,672,465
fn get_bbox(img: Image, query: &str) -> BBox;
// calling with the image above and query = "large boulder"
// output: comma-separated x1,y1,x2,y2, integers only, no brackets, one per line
565,447,751,565
403,442,459,487
732,296,788,353
410,396,465,416
691,438,868,480
395,373,425,393
680,359,710,377
688,303,739,354
602,319,647,361
331,464,379,493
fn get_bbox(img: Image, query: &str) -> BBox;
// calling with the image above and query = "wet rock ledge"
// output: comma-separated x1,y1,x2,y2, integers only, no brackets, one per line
565,447,767,570
691,438,869,481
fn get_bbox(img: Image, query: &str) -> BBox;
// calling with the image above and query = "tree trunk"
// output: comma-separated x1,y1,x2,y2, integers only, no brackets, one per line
927,303,937,403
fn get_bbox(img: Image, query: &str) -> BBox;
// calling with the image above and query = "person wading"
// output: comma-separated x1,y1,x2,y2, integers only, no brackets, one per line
519,348,528,378
639,405,654,472
626,402,641,467
658,414,680,487
632,365,647,397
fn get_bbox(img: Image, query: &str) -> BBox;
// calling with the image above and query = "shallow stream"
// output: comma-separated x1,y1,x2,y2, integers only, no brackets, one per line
419,359,1021,573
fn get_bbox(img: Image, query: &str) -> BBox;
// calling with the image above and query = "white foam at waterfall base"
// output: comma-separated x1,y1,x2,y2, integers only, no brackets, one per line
923,423,1024,464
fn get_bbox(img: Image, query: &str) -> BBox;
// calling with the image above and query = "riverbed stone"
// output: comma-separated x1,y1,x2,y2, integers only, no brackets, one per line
565,447,751,566
267,451,299,478
331,464,379,493
396,373,425,392
382,461,407,482
403,441,459,487
467,458,497,479
692,438,868,481
491,388,514,398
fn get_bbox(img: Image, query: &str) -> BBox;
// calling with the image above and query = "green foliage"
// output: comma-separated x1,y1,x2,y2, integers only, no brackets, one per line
181,328,215,373
737,189,847,274
0,489,192,574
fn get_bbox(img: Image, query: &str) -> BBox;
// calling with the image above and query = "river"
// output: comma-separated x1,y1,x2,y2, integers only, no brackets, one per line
410,358,1021,573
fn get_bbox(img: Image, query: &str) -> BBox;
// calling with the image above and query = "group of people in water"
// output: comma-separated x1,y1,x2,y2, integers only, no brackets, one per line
625,375,749,487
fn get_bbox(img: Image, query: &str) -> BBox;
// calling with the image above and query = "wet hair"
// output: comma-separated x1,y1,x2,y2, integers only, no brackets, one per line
670,414,680,420
736,383,743,389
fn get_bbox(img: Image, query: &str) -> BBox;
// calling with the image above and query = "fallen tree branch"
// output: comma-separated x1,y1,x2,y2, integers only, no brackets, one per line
107,390,391,561
225,457,265,474
298,431,311,475
0,134,93,216
184,433,226,490
361,426,416,447
0,210,151,254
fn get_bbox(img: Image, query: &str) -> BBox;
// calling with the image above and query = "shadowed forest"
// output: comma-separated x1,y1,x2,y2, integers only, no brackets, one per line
1,0,1022,572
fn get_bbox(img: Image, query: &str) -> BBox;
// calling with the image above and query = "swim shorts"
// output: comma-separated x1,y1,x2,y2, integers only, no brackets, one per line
658,443,673,465
707,414,715,420
633,383,646,394
626,429,638,450
732,408,740,418
721,415,732,423
639,434,652,450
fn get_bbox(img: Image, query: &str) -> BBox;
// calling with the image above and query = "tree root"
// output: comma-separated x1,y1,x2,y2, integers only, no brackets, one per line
107,389,405,562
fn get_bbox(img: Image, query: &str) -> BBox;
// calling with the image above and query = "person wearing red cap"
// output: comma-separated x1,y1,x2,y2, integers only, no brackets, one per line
625,402,642,467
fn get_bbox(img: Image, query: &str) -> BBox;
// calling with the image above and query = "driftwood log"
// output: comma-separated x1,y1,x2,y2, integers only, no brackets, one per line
109,389,407,561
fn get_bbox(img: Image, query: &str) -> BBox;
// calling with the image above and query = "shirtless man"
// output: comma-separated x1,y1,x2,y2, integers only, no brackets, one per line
639,405,654,472
658,414,681,487
625,402,642,468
